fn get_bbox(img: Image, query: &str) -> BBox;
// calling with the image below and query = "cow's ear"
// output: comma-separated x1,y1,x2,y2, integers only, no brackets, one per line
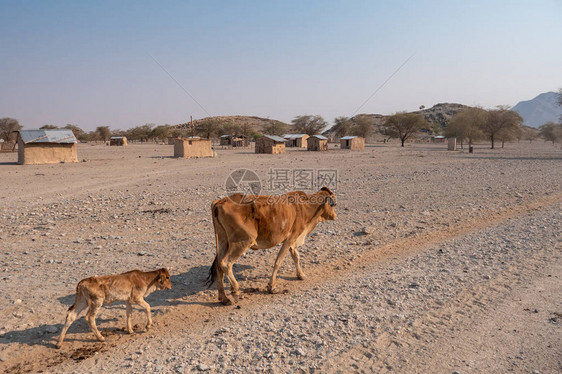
320,186,333,194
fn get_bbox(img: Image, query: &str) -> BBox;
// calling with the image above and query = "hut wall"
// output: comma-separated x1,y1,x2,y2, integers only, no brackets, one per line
255,138,285,154
307,138,328,151
18,140,78,165
174,139,214,158
340,137,365,150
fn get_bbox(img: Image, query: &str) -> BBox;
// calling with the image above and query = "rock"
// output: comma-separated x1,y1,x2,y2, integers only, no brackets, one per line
44,325,58,333
175,364,186,373
197,364,209,371
294,348,306,356
13,299,22,305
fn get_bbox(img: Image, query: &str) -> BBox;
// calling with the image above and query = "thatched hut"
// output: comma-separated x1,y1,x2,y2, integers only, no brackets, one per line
307,135,328,151
173,137,214,158
340,136,364,150
255,135,286,154
17,130,78,165
283,134,309,148
109,136,127,146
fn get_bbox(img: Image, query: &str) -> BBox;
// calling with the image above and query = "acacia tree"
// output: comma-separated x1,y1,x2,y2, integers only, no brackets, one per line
96,126,111,142
63,124,84,139
0,118,22,142
331,117,353,138
444,107,487,148
291,115,327,135
383,112,429,147
351,115,375,139
261,121,287,136
539,122,562,145
481,107,523,149
40,125,59,129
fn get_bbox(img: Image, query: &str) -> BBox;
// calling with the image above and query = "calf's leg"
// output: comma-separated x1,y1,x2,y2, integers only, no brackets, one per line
126,301,134,334
85,298,105,341
268,241,292,293
56,295,88,348
289,246,306,280
134,298,152,330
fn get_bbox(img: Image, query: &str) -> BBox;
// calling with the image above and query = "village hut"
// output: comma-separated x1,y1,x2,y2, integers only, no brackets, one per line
173,137,214,158
283,134,309,148
340,136,365,150
431,135,446,143
447,138,457,151
307,135,328,151
255,135,286,154
17,129,78,165
109,136,127,146
220,134,250,148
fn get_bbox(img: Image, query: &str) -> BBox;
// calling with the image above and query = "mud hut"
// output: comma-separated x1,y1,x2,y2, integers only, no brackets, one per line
307,135,328,151
109,136,127,146
17,130,78,165
255,135,286,154
173,137,214,158
283,134,309,148
340,136,365,150
220,135,250,148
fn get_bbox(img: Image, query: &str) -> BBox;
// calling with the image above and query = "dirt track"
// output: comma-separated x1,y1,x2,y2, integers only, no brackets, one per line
0,141,560,373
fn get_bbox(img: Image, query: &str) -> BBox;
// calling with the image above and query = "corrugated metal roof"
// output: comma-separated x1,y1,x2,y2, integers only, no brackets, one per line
110,136,126,139
340,136,358,140
312,135,328,140
283,134,308,139
19,130,77,144
263,135,287,142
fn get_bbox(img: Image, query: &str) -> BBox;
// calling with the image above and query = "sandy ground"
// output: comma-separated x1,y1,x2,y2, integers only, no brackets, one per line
0,141,560,373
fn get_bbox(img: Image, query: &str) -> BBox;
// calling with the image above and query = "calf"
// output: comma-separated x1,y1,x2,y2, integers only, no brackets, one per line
56,268,171,348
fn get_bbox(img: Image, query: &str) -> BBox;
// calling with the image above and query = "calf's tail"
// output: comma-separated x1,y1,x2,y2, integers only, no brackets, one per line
206,201,221,288
206,255,218,288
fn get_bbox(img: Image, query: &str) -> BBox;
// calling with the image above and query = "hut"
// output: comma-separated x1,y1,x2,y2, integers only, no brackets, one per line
17,130,78,165
173,137,214,158
220,134,250,148
340,136,365,150
109,136,127,146
431,135,446,143
447,138,457,151
283,134,309,148
307,135,328,151
255,135,286,154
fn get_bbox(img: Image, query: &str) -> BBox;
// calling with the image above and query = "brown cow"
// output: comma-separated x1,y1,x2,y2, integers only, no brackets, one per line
207,187,337,305
56,268,171,348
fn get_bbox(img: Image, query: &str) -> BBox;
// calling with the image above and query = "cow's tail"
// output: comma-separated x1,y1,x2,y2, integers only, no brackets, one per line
206,201,221,288
67,279,86,311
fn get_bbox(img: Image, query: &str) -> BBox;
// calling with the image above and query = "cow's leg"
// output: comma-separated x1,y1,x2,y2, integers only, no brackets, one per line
289,246,306,280
268,241,292,293
135,298,152,331
85,298,105,342
56,295,88,348
225,244,251,301
216,257,231,305
126,300,134,334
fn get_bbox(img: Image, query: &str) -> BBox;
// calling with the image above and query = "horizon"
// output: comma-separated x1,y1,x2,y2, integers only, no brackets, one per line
1,1,561,131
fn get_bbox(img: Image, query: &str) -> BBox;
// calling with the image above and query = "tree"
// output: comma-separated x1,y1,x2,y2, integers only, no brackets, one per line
151,125,171,142
351,115,375,139
0,118,22,142
291,115,327,135
40,125,59,129
261,121,287,137
96,126,111,142
481,107,523,149
539,122,562,144
444,107,487,148
331,117,353,138
63,124,84,139
195,119,220,139
126,124,153,142
383,112,429,147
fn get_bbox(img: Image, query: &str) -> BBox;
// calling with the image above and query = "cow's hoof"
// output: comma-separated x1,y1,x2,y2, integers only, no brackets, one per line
297,273,306,280
97,336,105,342
232,294,240,303
220,297,233,306
267,285,278,294
127,329,134,334
55,342,63,349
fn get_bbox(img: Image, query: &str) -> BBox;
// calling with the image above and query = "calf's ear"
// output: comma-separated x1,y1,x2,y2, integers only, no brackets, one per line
320,186,333,194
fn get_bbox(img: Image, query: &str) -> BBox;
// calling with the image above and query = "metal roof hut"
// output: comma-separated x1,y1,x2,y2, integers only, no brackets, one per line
283,134,309,148
255,135,286,154
340,136,364,150
307,135,328,151
109,136,127,146
17,130,78,165
173,137,214,158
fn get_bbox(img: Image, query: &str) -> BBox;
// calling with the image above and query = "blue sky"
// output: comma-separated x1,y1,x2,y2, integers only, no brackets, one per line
1,0,561,130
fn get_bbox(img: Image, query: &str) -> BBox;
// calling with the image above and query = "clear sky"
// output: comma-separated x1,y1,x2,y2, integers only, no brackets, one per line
1,0,561,130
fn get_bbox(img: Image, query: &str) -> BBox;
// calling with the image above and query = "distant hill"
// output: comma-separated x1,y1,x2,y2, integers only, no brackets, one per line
323,103,469,139
511,91,562,128
174,115,288,133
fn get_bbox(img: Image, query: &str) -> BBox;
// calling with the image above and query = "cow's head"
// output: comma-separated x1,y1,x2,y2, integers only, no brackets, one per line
319,186,337,221
157,268,172,289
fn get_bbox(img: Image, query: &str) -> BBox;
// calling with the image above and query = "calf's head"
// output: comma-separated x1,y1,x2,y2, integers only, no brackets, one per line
319,186,337,221
157,268,172,289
